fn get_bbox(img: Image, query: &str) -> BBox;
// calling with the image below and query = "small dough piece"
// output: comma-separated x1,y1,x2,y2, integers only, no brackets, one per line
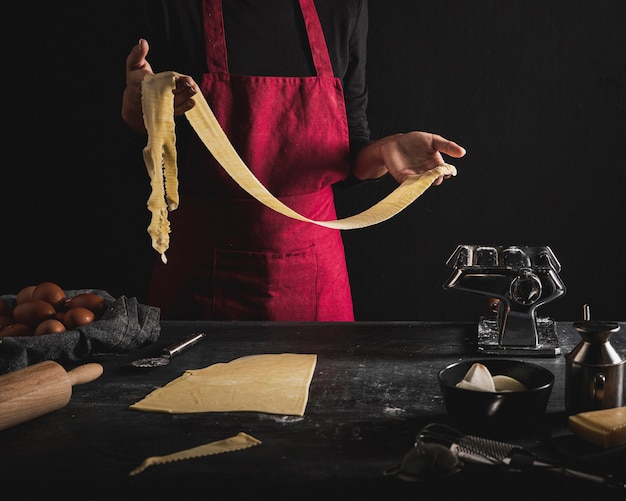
456,363,496,392
455,363,526,392
568,406,626,448
493,375,527,392
130,353,317,416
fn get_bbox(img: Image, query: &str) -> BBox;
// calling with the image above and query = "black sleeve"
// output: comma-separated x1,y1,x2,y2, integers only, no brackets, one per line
133,0,206,80
342,0,372,162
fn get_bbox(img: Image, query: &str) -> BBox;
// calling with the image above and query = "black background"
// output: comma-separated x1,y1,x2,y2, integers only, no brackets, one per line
5,1,625,322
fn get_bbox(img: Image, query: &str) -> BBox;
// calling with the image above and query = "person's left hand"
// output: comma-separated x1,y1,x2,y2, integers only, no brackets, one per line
377,131,466,185
353,131,466,184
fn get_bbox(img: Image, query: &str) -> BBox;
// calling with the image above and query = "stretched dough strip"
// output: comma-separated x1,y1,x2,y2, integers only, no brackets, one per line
141,72,179,263
141,71,457,262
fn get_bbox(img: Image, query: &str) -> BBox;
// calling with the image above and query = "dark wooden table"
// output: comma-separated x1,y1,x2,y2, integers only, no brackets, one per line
2,321,625,500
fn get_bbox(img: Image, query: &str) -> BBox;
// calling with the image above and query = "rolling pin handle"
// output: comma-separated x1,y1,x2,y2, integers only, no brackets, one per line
67,363,103,386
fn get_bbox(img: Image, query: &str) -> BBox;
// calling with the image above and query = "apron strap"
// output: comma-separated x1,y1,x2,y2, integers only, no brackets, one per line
298,0,334,77
202,0,228,73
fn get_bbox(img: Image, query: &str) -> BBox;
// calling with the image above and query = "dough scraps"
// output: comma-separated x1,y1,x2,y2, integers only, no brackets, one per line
129,432,261,476
129,353,317,416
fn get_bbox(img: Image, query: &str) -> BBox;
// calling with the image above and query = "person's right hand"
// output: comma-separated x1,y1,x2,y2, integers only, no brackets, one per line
121,38,199,133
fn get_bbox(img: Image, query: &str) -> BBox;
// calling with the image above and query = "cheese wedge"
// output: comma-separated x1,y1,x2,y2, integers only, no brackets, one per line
568,406,626,448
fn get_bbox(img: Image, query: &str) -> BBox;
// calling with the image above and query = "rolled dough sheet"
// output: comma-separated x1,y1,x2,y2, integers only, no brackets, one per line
129,353,317,416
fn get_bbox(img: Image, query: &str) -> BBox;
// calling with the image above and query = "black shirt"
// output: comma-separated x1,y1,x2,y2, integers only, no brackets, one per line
130,0,371,157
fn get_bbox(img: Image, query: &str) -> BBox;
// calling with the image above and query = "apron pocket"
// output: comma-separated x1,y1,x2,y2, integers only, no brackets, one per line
213,247,319,320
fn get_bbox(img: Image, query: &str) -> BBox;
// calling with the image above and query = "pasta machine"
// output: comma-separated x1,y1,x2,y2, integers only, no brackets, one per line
443,245,566,356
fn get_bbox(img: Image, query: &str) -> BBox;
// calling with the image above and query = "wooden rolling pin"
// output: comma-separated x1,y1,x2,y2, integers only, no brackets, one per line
0,360,103,431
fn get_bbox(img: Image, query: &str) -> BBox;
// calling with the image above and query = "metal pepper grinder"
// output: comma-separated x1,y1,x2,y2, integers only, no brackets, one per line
565,304,625,415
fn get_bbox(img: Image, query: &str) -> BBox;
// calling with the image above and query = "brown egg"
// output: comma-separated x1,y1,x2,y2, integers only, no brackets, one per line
63,307,95,330
16,285,36,304
0,323,34,337
0,315,14,330
32,282,66,310
34,318,67,336
13,300,57,327
0,299,12,318
67,293,107,318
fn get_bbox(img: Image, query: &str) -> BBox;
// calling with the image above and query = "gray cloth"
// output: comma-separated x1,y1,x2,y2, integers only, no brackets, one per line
0,289,160,374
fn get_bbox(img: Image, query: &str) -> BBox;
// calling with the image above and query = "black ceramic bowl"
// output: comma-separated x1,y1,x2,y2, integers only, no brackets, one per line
438,359,555,436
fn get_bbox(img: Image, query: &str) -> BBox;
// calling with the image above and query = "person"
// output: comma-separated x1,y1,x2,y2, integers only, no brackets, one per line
121,0,466,321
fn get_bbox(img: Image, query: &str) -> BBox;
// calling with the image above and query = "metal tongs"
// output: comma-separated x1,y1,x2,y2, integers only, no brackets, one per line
130,332,206,368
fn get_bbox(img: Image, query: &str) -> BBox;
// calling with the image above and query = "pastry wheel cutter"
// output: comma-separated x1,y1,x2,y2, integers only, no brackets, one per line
130,332,206,368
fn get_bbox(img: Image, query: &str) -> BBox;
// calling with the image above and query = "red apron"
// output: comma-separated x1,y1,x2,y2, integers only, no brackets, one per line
147,0,354,321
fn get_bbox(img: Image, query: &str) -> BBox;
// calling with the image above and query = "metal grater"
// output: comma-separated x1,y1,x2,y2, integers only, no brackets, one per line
455,435,520,464
388,423,624,488
451,434,624,488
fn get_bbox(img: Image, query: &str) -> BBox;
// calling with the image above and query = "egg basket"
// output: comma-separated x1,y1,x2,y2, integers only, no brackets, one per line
0,289,160,374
